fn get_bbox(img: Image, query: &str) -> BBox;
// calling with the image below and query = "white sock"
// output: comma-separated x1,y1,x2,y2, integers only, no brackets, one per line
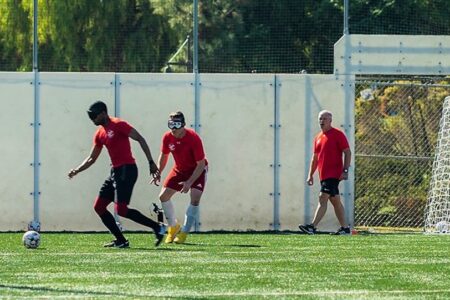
161,200,177,227
182,204,199,233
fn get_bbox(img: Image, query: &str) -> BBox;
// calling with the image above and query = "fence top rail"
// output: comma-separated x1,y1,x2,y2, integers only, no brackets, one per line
355,80,450,88
356,153,433,161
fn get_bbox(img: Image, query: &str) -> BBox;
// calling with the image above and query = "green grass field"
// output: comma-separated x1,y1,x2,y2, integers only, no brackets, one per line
1,232,449,299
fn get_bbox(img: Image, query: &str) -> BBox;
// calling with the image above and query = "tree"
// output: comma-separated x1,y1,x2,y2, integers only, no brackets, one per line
0,1,32,71
0,0,178,72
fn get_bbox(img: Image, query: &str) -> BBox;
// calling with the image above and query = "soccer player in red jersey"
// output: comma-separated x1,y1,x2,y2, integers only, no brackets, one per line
68,101,166,248
299,110,352,235
151,111,208,244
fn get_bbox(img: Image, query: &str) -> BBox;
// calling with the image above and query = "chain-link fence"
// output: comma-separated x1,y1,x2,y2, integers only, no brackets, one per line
2,1,450,73
354,76,450,228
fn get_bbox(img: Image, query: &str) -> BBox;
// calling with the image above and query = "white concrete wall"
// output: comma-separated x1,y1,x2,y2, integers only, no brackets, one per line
0,72,354,231
334,34,450,75
199,74,275,230
0,72,34,231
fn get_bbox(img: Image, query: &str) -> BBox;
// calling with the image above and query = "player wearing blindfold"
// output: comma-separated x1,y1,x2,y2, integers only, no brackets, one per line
68,101,166,248
151,111,208,244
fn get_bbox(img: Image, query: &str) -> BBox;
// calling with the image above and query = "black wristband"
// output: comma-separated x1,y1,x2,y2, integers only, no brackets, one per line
149,160,155,165
343,168,348,173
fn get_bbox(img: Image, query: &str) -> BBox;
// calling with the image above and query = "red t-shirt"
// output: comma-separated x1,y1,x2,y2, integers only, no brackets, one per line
93,117,135,168
161,128,207,173
313,127,349,181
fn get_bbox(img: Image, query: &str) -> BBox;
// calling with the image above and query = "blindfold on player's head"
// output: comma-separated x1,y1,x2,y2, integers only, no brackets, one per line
168,119,184,129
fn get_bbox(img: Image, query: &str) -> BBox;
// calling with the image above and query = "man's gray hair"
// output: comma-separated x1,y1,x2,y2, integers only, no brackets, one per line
318,110,332,119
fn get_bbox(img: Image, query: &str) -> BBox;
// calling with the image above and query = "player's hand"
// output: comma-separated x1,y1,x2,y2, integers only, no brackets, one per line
340,172,349,181
306,177,313,186
149,160,159,175
179,181,192,193
150,174,161,186
68,168,79,179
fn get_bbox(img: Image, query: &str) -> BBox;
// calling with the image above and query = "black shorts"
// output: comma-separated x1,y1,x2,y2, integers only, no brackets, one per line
320,178,340,197
98,164,138,204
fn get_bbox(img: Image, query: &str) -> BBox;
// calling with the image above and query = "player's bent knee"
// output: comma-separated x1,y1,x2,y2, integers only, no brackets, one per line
159,192,173,202
115,202,129,217
159,195,168,202
93,197,110,216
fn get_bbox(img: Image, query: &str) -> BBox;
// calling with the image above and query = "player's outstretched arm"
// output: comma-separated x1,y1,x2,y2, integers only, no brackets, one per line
68,145,102,179
150,153,169,186
128,128,160,179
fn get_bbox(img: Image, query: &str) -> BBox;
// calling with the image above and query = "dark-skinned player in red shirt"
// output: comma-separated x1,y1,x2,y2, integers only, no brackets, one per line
68,101,166,248
151,111,208,244
299,110,352,235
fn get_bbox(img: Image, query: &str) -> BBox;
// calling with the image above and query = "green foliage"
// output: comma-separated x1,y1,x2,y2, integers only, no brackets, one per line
349,0,450,35
0,1,32,71
0,0,178,72
2,0,450,72
355,156,431,226
1,233,450,298
355,80,450,227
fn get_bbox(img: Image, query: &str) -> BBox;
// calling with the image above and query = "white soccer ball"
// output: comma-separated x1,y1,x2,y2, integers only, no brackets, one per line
435,221,449,233
22,230,40,249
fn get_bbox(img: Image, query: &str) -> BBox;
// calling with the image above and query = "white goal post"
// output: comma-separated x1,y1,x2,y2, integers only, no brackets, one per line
424,96,450,234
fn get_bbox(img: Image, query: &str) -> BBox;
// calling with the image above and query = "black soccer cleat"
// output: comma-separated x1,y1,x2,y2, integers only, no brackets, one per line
331,226,351,235
103,239,130,248
152,203,165,223
154,223,167,247
299,224,316,235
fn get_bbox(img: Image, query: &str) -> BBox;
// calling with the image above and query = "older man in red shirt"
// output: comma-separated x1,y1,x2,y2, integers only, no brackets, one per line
299,110,352,235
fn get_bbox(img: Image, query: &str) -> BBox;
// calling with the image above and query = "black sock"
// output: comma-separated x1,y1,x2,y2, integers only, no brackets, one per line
99,211,126,242
125,208,158,231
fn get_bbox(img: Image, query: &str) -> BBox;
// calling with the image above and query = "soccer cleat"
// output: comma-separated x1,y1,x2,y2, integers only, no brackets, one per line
332,226,351,235
298,224,316,235
154,223,166,247
174,231,188,244
103,239,129,248
165,223,181,244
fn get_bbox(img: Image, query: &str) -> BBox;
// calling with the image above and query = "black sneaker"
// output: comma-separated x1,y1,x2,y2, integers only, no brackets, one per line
332,227,351,235
154,223,166,247
299,224,316,235
103,239,130,248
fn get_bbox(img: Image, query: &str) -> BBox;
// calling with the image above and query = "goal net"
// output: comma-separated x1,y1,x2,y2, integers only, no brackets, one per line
424,96,450,234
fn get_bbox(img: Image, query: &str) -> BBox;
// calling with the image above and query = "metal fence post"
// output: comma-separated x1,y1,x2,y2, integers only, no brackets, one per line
30,0,41,231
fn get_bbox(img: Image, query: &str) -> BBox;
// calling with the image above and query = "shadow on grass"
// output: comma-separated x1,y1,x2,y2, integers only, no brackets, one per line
128,243,262,251
127,247,182,251
0,284,141,298
175,243,262,248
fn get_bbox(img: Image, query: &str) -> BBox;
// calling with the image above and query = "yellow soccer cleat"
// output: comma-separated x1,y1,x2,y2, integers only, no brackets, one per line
165,223,181,244
174,231,188,244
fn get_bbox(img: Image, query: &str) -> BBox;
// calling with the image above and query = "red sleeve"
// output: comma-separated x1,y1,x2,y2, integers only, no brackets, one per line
161,133,170,154
192,133,205,162
338,131,350,151
116,120,133,136
93,130,102,147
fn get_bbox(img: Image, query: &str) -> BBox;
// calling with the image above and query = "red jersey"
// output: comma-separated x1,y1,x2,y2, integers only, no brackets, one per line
161,128,207,173
93,117,135,168
313,127,349,181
